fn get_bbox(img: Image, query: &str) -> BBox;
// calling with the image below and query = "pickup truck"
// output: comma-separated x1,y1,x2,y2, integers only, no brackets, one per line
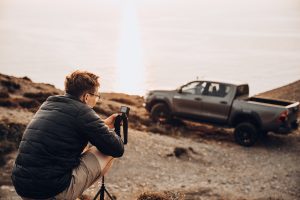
144,80,299,146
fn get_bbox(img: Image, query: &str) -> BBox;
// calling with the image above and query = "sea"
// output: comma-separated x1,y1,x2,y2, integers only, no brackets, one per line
0,0,299,96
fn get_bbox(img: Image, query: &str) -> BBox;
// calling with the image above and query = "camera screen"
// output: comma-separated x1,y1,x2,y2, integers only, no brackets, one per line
120,106,129,113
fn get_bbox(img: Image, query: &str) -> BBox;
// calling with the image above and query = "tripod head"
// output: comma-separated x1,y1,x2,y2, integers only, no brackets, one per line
114,106,130,145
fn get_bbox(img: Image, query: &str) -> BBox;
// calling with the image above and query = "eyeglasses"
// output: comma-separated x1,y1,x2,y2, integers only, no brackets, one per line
89,92,101,99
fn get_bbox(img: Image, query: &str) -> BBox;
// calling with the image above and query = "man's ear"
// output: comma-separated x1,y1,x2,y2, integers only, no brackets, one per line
80,93,88,103
85,94,89,102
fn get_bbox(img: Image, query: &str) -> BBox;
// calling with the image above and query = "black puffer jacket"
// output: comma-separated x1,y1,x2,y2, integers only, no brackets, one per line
11,94,124,199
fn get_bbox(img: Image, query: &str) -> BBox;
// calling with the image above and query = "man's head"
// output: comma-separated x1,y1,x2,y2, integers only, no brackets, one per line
65,70,100,108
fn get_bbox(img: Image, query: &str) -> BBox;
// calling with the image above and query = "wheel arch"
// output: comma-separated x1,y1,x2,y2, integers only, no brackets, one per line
149,99,172,113
231,112,262,129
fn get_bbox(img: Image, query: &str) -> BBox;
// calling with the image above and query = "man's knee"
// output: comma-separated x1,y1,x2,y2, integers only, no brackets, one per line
86,146,114,175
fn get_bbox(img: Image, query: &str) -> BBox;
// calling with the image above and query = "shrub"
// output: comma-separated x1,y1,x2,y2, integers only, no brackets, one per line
0,99,18,107
0,80,20,92
0,91,9,98
137,191,184,200
22,76,32,82
110,97,136,106
23,92,57,103
19,99,40,109
0,122,26,166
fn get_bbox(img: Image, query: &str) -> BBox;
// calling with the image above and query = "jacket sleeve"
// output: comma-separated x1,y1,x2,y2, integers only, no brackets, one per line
77,107,124,157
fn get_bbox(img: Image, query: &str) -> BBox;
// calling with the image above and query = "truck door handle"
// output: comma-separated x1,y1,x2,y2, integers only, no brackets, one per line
220,101,227,104
194,97,202,101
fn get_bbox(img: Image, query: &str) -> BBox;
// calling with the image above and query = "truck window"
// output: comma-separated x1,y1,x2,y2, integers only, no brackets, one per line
236,85,249,97
202,83,230,97
181,82,201,95
196,82,207,95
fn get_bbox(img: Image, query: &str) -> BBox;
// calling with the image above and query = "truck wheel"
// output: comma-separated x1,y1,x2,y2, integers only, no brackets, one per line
234,122,258,147
150,103,171,123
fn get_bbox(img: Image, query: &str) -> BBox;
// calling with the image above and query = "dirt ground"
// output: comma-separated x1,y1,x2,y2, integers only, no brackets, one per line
1,128,300,200
0,74,299,200
81,126,299,200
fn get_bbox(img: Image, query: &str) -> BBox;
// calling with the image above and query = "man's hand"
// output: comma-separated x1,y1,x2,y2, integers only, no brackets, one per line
104,113,119,129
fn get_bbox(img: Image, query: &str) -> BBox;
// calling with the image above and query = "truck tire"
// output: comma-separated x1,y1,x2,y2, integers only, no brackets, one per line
234,122,258,147
150,103,171,123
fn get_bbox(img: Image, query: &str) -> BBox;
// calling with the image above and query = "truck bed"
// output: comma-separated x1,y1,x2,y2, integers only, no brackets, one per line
247,97,293,107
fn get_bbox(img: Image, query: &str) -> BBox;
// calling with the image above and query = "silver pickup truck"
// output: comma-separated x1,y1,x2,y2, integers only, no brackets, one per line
144,79,299,146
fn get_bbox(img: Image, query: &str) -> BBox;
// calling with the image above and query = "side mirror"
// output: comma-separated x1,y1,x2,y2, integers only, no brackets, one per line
177,87,182,93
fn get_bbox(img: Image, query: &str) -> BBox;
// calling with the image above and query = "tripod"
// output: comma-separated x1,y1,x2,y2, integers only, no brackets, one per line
93,106,129,200
93,176,115,200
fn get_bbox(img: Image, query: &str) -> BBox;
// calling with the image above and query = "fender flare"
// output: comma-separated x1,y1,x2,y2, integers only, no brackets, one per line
148,99,172,113
230,112,262,129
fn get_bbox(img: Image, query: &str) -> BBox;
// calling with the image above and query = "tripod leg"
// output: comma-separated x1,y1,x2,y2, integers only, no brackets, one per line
93,176,115,200
100,176,105,200
105,188,116,200
100,186,105,200
92,188,101,200
93,177,105,200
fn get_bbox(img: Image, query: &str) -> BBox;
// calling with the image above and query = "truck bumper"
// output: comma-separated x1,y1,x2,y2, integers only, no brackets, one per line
276,120,299,134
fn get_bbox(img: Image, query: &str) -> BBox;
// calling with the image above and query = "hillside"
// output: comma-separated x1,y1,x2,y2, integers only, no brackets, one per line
0,73,299,200
257,80,300,102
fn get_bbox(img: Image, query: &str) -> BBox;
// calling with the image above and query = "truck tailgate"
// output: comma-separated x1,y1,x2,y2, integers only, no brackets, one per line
286,101,299,122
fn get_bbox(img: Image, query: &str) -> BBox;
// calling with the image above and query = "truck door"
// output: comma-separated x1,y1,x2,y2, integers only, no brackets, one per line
199,82,232,124
173,81,203,117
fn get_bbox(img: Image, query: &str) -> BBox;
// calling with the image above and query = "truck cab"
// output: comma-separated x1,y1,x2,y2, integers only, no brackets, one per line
172,80,248,125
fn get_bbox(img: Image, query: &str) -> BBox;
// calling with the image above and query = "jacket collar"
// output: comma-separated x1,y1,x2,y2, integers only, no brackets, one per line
65,93,83,103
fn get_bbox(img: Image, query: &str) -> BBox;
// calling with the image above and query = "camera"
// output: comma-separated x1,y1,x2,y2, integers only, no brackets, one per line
120,106,130,116
114,106,130,144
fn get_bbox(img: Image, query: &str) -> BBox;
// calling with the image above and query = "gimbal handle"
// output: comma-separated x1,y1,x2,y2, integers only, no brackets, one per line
114,113,128,145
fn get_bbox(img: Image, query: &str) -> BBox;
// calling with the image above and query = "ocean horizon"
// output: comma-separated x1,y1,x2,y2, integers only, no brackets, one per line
0,0,299,96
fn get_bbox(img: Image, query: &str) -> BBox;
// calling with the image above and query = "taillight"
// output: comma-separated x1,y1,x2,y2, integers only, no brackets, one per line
278,110,288,123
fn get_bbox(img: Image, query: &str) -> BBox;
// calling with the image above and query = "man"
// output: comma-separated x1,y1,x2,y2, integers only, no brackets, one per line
11,70,124,200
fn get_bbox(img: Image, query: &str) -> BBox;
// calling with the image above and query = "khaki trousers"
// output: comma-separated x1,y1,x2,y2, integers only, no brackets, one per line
22,146,114,200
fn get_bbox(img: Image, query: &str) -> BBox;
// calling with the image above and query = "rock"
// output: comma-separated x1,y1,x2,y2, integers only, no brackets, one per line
174,147,188,158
